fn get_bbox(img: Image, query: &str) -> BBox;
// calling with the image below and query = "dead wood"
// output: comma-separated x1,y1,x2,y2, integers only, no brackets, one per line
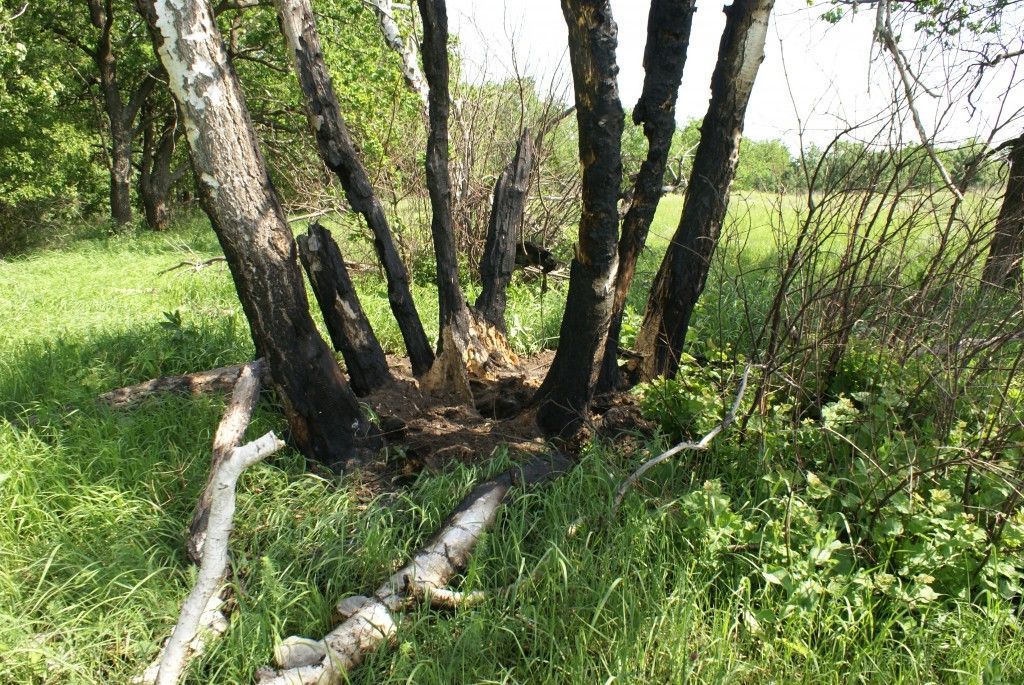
157,257,227,275
99,361,267,409
612,364,751,513
187,359,265,563
297,223,392,396
136,362,284,684
255,452,570,684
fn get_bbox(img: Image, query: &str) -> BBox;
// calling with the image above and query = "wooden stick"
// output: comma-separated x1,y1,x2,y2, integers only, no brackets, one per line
612,365,752,514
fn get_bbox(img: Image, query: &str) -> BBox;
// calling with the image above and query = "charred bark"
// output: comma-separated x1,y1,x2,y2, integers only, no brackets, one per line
533,0,624,438
138,0,376,469
273,0,434,375
418,0,472,350
983,135,1024,288
475,129,536,332
636,0,774,381
298,222,392,396
596,0,696,393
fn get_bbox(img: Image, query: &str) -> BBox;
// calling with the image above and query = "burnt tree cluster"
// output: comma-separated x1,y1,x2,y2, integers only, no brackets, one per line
135,0,780,465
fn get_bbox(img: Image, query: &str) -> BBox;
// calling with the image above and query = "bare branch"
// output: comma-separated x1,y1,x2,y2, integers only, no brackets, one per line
874,0,963,200
613,365,752,514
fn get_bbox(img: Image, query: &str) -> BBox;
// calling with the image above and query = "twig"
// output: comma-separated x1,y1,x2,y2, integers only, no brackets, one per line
612,364,752,514
873,0,963,200
157,257,227,275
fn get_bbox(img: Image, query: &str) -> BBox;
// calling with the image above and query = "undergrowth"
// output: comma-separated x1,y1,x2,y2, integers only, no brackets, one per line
2,203,1022,683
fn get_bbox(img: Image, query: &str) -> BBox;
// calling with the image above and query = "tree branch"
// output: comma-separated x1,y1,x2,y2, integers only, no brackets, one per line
613,364,752,514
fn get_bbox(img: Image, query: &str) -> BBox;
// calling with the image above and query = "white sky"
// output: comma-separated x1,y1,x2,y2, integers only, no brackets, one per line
446,0,1024,150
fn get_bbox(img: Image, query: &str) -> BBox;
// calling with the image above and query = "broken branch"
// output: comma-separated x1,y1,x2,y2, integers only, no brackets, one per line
613,364,752,514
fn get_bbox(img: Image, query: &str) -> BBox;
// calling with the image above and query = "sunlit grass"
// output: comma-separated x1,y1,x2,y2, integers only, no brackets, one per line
1,205,1020,683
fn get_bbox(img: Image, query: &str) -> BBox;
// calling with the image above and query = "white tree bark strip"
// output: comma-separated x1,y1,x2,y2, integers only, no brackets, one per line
156,431,285,685
363,0,429,110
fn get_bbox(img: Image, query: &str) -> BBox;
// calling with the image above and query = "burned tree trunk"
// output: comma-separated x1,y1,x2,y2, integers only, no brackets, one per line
532,0,623,438
419,0,471,345
596,0,696,393
475,129,536,333
138,0,375,469
636,0,774,381
983,135,1024,288
417,0,518,397
273,0,434,375
298,223,392,396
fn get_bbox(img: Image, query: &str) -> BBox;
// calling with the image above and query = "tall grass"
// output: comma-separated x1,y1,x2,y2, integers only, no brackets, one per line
1,204,1021,684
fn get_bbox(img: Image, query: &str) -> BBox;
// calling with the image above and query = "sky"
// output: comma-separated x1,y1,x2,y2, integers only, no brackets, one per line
445,0,1024,150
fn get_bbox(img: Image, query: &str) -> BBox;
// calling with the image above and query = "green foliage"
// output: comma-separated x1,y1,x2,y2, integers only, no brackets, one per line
3,203,1024,682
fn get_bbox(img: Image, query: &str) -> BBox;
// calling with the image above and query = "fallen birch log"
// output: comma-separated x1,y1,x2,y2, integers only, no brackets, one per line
99,360,267,409
256,452,570,684
134,362,284,685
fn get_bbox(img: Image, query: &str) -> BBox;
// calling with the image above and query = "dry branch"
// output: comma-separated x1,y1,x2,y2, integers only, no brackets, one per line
613,364,751,513
99,361,267,409
256,453,569,684
157,257,227,275
156,431,284,685
135,362,284,684
187,360,265,563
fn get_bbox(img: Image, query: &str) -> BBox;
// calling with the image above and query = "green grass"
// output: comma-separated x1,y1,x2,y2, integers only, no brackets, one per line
1,207,1021,684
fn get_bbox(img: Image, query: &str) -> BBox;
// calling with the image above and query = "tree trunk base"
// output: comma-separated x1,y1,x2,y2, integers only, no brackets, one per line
421,314,519,400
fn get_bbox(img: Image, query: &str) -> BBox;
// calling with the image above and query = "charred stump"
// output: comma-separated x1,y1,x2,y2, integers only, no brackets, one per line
297,223,392,396
475,128,536,332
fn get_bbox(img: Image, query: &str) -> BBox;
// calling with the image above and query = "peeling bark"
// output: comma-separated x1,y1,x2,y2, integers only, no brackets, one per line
533,0,624,438
297,223,392,396
273,0,434,374
636,0,774,381
475,129,536,333
596,0,696,393
137,0,376,468
983,134,1024,288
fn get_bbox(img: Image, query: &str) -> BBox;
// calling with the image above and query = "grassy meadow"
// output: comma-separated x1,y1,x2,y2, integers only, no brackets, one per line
2,194,1023,684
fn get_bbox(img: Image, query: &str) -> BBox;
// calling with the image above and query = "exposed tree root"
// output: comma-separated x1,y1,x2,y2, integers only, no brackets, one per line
255,452,570,684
